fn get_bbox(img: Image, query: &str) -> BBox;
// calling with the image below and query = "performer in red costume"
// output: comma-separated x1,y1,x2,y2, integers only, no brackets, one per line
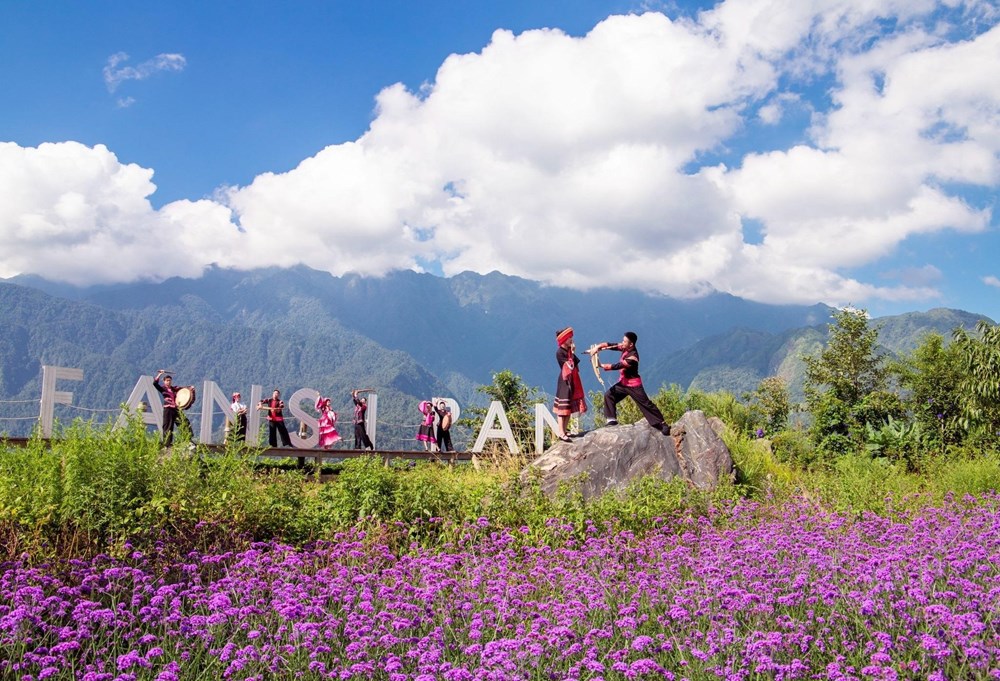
589,331,669,435
553,327,586,442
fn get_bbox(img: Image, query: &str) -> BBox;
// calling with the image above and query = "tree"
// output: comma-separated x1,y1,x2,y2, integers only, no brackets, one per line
894,332,965,448
952,320,1000,444
803,308,902,457
745,376,791,437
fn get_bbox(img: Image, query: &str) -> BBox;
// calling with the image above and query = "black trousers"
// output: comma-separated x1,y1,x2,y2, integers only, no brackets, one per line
604,382,667,431
436,426,453,452
162,406,178,446
268,420,292,447
354,423,373,450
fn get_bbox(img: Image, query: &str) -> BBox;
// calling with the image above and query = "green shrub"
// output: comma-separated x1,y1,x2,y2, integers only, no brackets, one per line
770,429,820,469
724,431,796,498
4,419,1000,561
924,450,1000,500
685,390,755,436
805,454,923,515
322,456,399,524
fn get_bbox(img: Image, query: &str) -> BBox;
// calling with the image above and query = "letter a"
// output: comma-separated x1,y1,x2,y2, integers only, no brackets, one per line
471,400,519,454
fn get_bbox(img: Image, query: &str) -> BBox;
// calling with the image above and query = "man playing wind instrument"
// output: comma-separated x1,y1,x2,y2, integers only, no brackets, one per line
587,331,670,435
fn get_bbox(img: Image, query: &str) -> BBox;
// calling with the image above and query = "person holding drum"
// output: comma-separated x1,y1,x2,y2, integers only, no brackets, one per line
435,401,454,452
154,369,195,447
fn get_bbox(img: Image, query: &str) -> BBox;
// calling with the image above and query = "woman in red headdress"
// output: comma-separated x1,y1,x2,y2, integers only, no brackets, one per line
315,395,341,449
553,327,586,442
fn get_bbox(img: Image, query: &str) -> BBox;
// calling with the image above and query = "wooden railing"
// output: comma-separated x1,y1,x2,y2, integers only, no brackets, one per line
0,437,474,464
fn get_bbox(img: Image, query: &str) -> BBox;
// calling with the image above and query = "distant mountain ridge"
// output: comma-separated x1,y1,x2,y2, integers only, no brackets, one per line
1,267,993,441
33,265,833,388
651,307,994,401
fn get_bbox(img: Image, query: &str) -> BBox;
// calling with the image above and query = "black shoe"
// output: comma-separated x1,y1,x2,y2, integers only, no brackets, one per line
606,420,618,426
557,435,571,442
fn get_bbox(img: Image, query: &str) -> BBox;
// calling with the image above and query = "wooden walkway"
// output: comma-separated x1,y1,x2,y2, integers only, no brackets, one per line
0,437,474,464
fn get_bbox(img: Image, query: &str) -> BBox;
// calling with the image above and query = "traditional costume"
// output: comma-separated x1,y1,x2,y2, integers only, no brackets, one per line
264,393,292,448
600,332,669,434
315,396,341,449
553,327,587,418
353,394,374,450
416,400,437,445
153,375,181,446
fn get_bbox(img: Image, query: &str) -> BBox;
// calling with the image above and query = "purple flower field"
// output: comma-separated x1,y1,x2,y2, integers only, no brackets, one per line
2,496,999,680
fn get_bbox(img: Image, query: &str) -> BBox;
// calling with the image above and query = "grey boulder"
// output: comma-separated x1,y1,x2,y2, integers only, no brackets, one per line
527,410,735,500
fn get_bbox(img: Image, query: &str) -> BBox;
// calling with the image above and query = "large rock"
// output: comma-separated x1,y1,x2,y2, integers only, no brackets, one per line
527,410,735,500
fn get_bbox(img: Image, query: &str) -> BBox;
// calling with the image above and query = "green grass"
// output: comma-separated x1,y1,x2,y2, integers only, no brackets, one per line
2,418,1000,562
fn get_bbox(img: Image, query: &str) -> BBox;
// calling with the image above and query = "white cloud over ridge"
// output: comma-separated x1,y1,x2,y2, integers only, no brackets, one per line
2,1,998,309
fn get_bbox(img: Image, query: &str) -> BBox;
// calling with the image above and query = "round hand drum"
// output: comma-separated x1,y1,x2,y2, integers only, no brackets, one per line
175,386,197,410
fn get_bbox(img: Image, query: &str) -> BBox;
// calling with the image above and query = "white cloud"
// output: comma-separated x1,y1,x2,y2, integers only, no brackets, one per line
1,2,998,310
0,142,235,284
103,52,186,93
984,275,1000,288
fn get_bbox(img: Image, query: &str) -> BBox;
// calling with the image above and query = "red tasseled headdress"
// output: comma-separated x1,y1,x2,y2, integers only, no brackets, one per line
556,327,574,346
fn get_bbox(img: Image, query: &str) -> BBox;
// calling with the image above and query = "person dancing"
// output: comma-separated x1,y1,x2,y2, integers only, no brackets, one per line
588,331,670,435
153,369,194,446
315,396,341,449
352,390,374,450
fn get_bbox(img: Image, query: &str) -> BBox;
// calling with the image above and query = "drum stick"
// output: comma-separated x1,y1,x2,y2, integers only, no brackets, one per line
354,387,376,393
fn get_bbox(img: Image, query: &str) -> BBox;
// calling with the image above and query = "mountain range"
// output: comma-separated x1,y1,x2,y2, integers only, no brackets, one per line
1,266,993,444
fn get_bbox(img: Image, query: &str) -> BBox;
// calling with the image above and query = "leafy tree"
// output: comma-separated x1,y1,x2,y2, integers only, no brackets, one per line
952,320,1000,445
459,370,542,452
894,333,965,448
745,376,791,437
803,308,902,458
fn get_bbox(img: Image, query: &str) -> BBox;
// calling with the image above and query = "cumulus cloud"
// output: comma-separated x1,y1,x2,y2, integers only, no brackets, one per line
0,142,235,284
1,1,998,308
103,52,186,93
984,275,1000,288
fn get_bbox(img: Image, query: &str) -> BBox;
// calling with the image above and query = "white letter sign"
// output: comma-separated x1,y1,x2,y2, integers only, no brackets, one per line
38,365,83,437
471,400,519,454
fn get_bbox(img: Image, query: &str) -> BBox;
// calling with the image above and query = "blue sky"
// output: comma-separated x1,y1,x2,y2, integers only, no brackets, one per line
2,0,999,321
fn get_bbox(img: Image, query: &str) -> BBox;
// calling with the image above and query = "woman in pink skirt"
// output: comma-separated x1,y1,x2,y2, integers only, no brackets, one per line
315,396,341,449
416,400,437,451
